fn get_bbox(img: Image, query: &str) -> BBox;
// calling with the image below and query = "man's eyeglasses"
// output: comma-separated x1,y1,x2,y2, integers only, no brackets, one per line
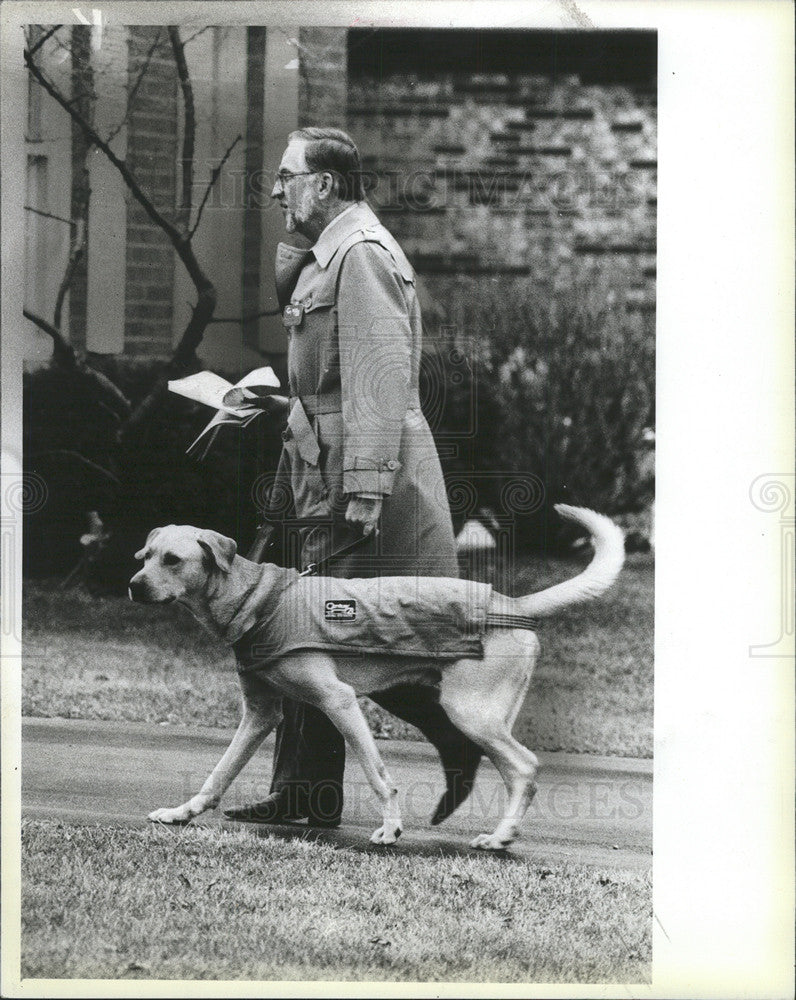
274,170,319,187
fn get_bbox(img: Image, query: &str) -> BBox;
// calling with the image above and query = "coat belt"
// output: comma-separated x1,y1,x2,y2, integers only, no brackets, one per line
291,390,422,419
290,391,342,417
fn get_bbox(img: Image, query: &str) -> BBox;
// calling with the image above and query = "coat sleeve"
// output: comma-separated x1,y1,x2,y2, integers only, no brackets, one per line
336,241,413,497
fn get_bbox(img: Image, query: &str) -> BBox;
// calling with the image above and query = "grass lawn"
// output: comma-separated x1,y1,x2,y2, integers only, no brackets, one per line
22,552,653,757
21,820,651,983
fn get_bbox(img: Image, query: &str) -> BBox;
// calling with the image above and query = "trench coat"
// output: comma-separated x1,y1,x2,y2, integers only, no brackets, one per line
274,201,458,579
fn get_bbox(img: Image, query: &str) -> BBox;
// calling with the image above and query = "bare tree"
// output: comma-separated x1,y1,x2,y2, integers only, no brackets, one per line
23,24,244,443
23,25,247,582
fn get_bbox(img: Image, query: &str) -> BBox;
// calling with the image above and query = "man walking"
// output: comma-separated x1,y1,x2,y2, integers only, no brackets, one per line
226,127,481,828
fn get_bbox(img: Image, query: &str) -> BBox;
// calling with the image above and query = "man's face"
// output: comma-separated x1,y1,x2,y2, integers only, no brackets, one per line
271,139,320,238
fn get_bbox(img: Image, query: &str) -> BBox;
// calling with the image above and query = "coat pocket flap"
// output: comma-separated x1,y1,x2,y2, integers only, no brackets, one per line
287,399,321,465
292,266,337,312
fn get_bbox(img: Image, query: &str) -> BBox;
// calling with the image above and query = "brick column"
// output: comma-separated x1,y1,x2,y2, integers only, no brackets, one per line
298,28,347,130
124,27,178,360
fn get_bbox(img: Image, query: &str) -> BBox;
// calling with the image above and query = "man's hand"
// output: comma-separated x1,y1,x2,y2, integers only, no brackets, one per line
345,496,382,536
256,393,289,419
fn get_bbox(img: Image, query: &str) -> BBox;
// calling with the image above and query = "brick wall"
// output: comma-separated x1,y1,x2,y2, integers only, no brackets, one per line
298,28,347,129
124,27,178,360
346,30,656,333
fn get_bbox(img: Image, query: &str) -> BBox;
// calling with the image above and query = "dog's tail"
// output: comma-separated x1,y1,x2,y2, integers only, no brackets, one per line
515,505,625,619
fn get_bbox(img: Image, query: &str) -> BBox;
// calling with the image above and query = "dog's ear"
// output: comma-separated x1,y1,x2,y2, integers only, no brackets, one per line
197,530,237,574
135,526,163,562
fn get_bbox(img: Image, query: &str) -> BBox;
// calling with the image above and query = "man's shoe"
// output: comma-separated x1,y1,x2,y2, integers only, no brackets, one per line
223,792,304,824
305,814,342,829
223,788,342,829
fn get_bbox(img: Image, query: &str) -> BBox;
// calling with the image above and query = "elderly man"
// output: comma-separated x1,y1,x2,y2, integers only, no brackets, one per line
225,127,481,828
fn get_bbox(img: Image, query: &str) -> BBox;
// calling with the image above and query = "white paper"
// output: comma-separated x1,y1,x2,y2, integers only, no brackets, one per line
222,365,280,408
169,367,281,417
175,366,281,457
168,371,239,413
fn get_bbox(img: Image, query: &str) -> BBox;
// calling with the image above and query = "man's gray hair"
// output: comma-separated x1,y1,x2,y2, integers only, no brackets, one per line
289,126,365,202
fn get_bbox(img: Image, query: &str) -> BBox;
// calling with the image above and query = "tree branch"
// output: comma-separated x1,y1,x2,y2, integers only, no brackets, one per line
25,50,177,239
23,308,76,367
105,27,162,146
168,26,195,235
182,26,214,47
32,449,120,484
118,282,217,443
23,309,132,417
24,205,76,226
27,24,62,59
24,43,213,294
208,305,280,325
25,30,217,444
54,218,86,331
189,134,242,240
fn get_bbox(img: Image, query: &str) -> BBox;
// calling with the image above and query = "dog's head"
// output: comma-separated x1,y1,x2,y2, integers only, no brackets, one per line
128,525,237,604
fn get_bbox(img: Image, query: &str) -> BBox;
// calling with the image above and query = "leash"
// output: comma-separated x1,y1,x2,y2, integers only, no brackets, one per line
300,530,372,576
246,514,372,576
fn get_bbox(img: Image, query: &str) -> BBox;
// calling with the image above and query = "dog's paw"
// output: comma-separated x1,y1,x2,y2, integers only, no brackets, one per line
370,824,402,846
148,804,194,826
470,832,514,852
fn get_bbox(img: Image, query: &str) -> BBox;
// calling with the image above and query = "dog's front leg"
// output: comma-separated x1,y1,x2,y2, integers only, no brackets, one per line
270,653,403,843
148,680,281,825
321,688,403,845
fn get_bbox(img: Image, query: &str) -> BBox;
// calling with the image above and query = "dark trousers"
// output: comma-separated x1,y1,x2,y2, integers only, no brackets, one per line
267,699,345,822
269,684,480,823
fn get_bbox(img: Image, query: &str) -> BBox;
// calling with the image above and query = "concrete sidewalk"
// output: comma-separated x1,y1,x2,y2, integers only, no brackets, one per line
21,717,652,870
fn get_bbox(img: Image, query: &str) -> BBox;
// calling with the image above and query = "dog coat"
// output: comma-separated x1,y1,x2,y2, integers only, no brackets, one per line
232,572,495,674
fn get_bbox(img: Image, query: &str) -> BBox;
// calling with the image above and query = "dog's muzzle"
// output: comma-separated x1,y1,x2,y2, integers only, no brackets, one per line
128,577,174,604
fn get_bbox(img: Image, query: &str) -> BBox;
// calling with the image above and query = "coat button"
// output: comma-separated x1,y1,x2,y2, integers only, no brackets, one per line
386,459,398,471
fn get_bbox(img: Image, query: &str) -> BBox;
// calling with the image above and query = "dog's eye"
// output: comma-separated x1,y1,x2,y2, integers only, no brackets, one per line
162,553,182,566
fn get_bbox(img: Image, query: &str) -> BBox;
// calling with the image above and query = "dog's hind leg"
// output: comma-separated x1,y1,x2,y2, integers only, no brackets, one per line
441,699,538,850
468,731,538,851
504,654,534,733
370,684,483,827
439,640,539,851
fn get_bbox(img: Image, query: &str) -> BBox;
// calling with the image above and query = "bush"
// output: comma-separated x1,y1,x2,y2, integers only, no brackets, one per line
23,359,284,587
423,283,655,550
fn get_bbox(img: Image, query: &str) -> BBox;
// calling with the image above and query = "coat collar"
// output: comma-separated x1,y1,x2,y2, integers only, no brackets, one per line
311,201,381,269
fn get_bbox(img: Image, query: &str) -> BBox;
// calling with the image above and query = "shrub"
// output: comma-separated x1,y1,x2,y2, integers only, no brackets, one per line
424,281,655,550
23,359,284,587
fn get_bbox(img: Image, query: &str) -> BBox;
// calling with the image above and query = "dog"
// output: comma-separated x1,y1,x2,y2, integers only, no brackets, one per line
129,504,624,850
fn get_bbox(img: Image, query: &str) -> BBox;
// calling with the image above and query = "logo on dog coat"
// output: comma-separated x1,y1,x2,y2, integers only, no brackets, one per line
325,599,356,621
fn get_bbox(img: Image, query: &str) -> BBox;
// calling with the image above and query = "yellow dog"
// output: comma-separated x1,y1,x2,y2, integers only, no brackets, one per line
129,505,624,850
